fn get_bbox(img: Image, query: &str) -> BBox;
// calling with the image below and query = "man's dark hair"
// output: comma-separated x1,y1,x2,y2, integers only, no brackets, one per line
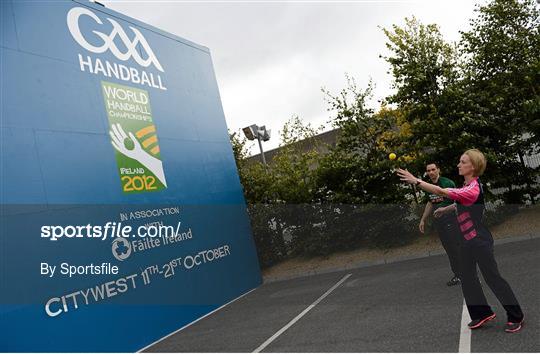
426,162,439,168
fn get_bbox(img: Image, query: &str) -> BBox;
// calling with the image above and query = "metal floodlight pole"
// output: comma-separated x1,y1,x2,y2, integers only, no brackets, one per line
257,134,267,166
242,124,270,169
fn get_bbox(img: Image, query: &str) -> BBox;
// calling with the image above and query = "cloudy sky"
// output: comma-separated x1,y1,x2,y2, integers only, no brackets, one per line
102,0,481,155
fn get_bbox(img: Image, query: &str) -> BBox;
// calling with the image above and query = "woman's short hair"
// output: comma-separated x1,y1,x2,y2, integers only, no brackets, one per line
464,149,487,176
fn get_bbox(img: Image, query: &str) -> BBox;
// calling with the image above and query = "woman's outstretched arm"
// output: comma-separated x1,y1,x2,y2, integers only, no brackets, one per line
396,168,450,197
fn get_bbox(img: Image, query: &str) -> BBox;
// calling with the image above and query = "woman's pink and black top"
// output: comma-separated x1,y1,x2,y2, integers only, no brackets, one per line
446,177,494,246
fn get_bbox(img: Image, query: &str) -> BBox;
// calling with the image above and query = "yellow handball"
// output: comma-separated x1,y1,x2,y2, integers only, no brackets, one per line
389,153,397,160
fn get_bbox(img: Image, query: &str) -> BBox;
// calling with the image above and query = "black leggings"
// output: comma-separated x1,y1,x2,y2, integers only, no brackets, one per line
460,242,524,322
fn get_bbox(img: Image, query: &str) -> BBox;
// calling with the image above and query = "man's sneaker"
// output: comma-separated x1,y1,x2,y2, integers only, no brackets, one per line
505,318,524,333
468,313,496,329
447,276,461,287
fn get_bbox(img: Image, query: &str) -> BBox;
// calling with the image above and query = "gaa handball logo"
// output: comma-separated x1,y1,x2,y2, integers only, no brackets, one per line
67,7,164,71
112,238,132,261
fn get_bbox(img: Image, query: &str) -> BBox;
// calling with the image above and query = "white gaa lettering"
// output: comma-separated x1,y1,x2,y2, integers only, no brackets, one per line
67,7,164,72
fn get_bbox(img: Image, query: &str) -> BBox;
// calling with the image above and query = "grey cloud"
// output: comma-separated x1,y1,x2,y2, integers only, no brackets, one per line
103,1,476,152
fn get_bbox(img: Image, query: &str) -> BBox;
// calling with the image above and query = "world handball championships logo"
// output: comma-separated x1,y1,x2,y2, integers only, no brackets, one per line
67,7,163,71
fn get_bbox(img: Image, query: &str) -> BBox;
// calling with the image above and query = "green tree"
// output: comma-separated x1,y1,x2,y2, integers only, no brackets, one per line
229,130,248,174
459,0,540,203
229,117,328,262
229,130,274,203
318,77,413,204
381,3,540,204
381,16,462,176
271,115,323,203
381,17,458,107
314,76,419,249
230,116,324,204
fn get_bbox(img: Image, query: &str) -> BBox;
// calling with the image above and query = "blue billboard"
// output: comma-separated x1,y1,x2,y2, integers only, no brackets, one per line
0,0,262,351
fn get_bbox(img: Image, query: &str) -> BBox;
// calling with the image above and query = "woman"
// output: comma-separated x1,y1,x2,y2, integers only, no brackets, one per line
397,149,524,333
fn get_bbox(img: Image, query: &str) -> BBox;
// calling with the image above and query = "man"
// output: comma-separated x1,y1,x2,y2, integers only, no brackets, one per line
419,162,462,286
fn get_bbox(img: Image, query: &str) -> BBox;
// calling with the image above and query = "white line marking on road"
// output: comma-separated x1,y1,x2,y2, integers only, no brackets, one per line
459,299,472,353
137,287,258,353
253,273,352,353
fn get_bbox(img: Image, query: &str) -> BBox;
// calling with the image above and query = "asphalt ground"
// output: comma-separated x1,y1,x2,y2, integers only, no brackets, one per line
144,238,540,352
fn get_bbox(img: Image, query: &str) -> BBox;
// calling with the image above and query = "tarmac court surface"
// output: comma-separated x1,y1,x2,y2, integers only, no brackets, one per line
145,238,539,352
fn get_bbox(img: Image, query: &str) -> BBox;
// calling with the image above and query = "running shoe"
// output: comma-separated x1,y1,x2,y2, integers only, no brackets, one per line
468,313,496,329
505,318,524,333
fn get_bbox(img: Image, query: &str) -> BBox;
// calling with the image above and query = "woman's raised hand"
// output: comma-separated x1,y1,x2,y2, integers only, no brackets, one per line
396,168,417,184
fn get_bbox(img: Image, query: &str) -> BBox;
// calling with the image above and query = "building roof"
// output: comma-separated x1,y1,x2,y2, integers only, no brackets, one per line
246,128,341,165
